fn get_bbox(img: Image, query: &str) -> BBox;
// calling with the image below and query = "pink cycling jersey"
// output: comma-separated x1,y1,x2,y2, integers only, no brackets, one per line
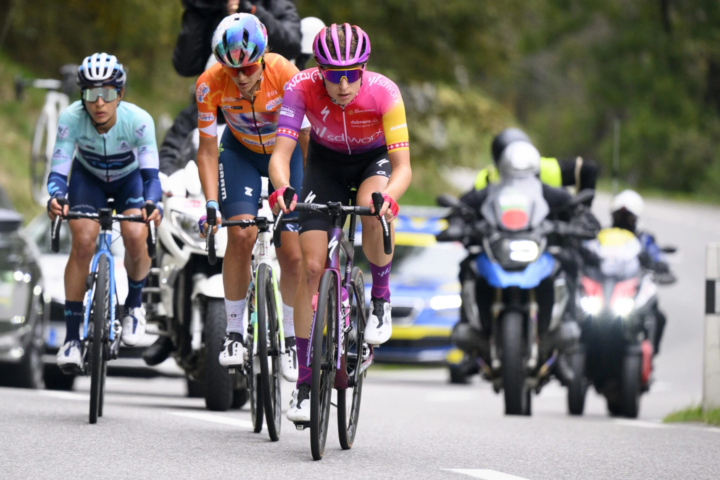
276,69,410,155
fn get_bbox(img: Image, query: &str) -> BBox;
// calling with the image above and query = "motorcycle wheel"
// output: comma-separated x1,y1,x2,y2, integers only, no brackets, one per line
501,311,530,416
203,299,233,411
567,352,587,416
621,354,642,418
232,387,249,409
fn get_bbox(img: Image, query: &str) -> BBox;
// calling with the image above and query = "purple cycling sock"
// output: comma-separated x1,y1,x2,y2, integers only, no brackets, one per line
296,337,312,387
64,301,84,342
370,261,392,302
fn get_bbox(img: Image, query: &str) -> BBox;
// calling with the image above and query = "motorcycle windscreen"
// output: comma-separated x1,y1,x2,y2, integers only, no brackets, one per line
480,176,549,230
475,252,555,289
586,228,642,278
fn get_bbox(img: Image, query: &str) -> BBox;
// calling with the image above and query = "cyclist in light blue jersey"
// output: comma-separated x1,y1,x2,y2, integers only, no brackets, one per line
47,53,163,370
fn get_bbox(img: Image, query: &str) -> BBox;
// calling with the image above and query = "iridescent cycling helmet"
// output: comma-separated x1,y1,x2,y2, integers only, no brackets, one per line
212,13,268,68
313,23,371,67
77,53,126,89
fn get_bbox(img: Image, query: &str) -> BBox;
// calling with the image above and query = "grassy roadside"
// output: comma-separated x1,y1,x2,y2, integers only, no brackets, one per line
663,405,720,427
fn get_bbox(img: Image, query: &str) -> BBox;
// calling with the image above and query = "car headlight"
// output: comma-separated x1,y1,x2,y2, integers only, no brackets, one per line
612,298,635,317
170,210,204,249
429,295,462,310
580,296,602,315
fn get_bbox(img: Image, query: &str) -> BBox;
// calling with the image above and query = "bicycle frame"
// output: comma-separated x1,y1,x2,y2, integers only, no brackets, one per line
81,228,118,344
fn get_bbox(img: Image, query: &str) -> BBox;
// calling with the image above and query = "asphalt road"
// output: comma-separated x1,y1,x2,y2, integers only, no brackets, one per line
1,193,719,480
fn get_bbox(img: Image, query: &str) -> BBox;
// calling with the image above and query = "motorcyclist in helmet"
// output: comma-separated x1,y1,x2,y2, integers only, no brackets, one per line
472,128,599,206
610,190,673,354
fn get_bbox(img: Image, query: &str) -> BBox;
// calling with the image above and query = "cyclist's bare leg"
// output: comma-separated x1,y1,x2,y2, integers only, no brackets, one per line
275,231,302,307
295,231,328,338
223,213,256,301
65,219,101,301
357,176,395,266
119,208,151,283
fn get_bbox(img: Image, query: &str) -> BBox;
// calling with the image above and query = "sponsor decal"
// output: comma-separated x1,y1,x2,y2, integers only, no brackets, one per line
57,124,69,140
52,148,70,162
196,82,210,102
199,112,215,122
222,97,239,102
79,135,95,143
277,127,299,139
313,125,327,138
266,90,278,97
126,197,144,205
279,106,295,118
350,118,379,126
387,141,410,151
390,123,407,131
134,124,147,138
328,237,339,259
266,97,283,111
326,128,384,145
367,75,401,102
284,70,321,91
354,109,376,114
304,191,316,203
184,199,202,209
245,187,253,197
377,159,389,167
219,163,227,201
117,141,131,152
321,106,330,122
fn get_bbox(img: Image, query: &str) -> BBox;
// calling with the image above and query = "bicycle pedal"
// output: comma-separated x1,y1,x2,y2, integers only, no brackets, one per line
294,422,310,431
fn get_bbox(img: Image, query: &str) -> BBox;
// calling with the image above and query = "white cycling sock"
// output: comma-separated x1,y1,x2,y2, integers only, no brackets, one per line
225,299,246,336
282,303,295,339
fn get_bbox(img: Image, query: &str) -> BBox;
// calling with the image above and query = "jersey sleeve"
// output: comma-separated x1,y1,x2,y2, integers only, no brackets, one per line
378,78,409,153
47,107,78,198
196,69,221,138
132,109,162,205
276,71,308,142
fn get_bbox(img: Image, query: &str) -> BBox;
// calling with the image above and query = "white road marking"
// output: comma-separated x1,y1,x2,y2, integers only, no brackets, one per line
167,411,254,429
38,390,88,401
446,469,531,480
613,419,668,429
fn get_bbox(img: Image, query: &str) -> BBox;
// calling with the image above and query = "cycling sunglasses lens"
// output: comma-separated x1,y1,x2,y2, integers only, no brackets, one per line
321,68,363,84
240,63,262,76
82,88,118,102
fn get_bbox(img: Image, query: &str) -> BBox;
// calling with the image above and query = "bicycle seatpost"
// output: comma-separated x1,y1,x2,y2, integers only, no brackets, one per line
207,207,217,265
273,186,296,248
371,192,393,255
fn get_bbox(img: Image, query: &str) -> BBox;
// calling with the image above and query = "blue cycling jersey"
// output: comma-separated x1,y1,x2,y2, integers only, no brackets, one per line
47,101,161,204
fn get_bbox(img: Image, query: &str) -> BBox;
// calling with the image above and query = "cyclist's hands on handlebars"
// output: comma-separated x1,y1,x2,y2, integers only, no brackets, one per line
142,201,162,227
370,193,399,223
47,197,69,221
199,201,222,238
269,186,297,215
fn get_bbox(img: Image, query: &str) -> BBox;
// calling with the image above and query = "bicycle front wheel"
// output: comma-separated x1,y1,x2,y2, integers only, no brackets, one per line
256,264,281,441
338,267,366,450
310,271,337,461
89,255,110,424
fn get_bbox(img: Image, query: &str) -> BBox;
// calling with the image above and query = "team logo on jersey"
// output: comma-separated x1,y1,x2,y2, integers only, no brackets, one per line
57,124,69,140
196,83,210,103
245,187,253,197
280,106,295,118
52,148,70,163
134,124,147,138
118,141,131,152
199,112,215,122
321,106,330,122
266,97,283,111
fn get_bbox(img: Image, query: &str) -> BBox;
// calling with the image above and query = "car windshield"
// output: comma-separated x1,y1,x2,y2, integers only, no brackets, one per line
353,243,465,281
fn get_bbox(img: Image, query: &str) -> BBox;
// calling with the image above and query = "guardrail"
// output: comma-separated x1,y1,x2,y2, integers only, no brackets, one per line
704,244,720,411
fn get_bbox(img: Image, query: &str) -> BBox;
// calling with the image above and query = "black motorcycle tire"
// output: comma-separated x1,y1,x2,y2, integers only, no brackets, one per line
203,299,233,411
621,354,642,418
567,352,587,416
501,311,530,416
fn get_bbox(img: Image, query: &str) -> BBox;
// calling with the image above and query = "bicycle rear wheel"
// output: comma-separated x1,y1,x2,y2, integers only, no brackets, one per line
89,255,110,424
310,271,337,461
338,267,366,450
256,264,282,441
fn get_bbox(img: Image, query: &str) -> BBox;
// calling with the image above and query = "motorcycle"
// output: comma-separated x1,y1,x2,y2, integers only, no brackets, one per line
148,125,248,411
574,227,676,418
437,176,597,415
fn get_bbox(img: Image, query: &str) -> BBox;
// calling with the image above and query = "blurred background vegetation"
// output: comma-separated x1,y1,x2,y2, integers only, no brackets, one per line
1,0,719,219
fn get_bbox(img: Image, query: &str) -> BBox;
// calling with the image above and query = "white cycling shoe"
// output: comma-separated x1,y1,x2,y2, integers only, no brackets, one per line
281,342,298,382
364,297,392,345
56,340,82,370
287,384,311,422
219,332,245,367
121,306,146,346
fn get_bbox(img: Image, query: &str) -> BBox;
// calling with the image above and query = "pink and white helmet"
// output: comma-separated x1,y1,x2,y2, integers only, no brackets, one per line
313,23,371,67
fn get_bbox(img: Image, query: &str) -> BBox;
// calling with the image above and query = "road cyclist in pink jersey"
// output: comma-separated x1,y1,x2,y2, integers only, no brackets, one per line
268,23,412,423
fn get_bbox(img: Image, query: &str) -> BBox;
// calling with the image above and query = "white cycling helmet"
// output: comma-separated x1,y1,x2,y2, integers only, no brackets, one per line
301,17,326,55
611,189,644,217
498,141,541,178
77,53,126,88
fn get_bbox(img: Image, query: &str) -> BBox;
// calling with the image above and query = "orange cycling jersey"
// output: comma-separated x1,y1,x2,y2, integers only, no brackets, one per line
196,53,298,154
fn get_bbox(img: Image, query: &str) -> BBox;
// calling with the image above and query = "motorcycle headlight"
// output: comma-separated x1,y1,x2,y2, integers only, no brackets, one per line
490,238,540,267
170,210,204,249
612,298,635,317
580,296,602,315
